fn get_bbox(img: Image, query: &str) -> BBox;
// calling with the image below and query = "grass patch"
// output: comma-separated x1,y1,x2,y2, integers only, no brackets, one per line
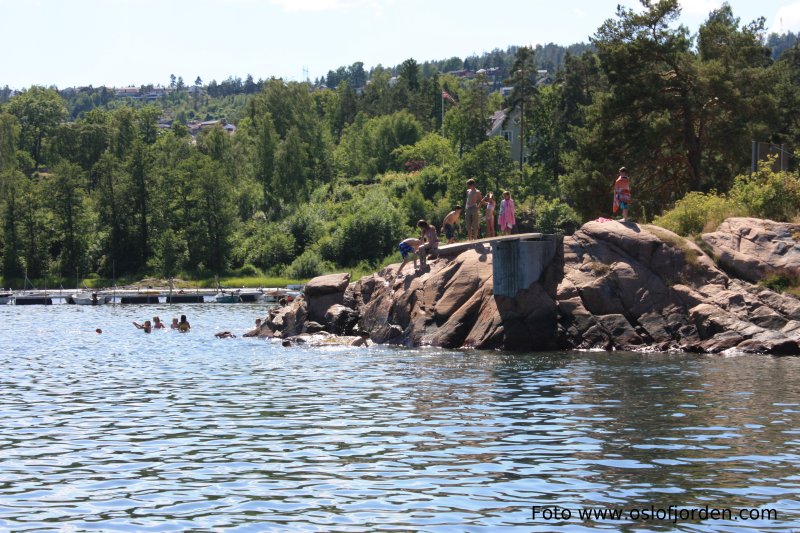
586,261,610,276
1,275,140,290
0,275,304,290
760,274,799,294
644,225,701,266
196,276,303,289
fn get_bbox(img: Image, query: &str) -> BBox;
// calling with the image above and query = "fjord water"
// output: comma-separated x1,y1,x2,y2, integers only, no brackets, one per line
1,304,799,531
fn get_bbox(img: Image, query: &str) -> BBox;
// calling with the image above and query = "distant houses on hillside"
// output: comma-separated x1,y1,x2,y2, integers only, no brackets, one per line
186,119,236,136
114,86,176,100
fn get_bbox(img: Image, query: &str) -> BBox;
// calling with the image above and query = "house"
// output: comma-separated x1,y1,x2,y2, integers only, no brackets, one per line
186,119,236,137
447,69,476,79
488,108,529,165
115,87,140,98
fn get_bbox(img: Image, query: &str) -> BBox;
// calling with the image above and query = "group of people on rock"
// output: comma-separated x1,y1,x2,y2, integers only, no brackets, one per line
132,314,191,333
397,179,517,276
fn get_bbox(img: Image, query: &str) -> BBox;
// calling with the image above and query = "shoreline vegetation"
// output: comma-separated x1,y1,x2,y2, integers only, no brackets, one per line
1,3,799,293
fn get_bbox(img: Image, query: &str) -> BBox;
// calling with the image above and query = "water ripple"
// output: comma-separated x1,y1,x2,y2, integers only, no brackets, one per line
0,305,799,530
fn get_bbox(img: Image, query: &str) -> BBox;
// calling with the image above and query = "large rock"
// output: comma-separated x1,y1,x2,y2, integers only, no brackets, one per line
304,273,352,324
701,217,800,282
304,273,351,297
324,304,359,335
279,219,800,354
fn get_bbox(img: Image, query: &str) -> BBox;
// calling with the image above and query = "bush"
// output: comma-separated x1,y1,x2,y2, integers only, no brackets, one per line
400,187,434,227
653,191,741,236
283,249,332,280
761,274,797,293
242,226,296,272
283,205,324,257
416,165,447,199
325,190,406,266
236,263,262,277
532,197,581,234
730,165,800,222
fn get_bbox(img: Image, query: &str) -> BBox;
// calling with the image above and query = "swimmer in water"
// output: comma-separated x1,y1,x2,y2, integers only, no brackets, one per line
133,320,152,333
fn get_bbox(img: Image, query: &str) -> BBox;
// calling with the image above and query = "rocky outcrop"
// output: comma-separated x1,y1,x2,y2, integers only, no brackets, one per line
701,217,800,283
268,219,800,354
268,273,357,338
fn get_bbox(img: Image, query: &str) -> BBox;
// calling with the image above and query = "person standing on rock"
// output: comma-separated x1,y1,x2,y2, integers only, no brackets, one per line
418,219,439,261
465,179,483,241
441,206,462,244
481,192,496,238
613,166,631,222
498,191,516,235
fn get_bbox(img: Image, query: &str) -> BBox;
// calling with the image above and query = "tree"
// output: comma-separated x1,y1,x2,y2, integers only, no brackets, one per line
46,162,89,276
0,112,20,173
348,61,367,87
504,46,537,170
459,137,515,194
247,108,278,211
333,81,358,140
244,74,257,94
562,0,780,219
128,140,152,269
442,75,493,155
273,127,309,211
393,132,458,169
773,43,800,148
399,58,420,92
183,154,235,273
6,86,67,169
0,168,26,278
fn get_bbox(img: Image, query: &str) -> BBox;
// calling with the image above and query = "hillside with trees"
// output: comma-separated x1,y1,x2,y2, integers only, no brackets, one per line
1,0,799,286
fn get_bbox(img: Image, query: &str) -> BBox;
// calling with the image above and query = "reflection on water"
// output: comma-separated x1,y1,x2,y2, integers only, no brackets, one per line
1,305,799,530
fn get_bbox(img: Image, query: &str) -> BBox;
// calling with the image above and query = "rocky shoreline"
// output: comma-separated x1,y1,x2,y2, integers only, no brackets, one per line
263,218,800,355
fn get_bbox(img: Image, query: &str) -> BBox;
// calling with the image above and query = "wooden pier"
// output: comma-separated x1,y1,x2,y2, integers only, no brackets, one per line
0,287,297,305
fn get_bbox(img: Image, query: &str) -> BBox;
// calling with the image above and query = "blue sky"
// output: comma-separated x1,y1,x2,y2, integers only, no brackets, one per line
2,0,799,89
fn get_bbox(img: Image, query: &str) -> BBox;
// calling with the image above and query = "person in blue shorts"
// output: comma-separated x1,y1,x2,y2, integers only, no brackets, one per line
397,237,423,276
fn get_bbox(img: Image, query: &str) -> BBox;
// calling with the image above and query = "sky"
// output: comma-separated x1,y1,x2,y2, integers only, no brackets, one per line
2,0,799,89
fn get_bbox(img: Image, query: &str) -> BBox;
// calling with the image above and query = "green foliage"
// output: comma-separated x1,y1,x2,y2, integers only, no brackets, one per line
334,110,422,178
458,137,515,195
730,163,800,221
531,196,582,234
3,22,800,285
196,275,299,288
324,189,406,266
6,86,68,168
655,163,800,237
284,249,332,280
252,230,296,273
149,228,188,278
760,274,797,293
653,191,742,236
283,204,326,257
392,132,457,169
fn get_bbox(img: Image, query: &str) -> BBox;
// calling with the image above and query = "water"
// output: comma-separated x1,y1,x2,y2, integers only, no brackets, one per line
1,304,799,531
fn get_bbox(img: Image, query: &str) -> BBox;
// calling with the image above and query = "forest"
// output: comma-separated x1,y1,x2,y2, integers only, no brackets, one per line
1,0,799,287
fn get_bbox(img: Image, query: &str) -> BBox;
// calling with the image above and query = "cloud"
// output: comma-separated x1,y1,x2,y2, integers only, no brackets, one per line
678,0,722,15
772,2,800,33
270,0,392,13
